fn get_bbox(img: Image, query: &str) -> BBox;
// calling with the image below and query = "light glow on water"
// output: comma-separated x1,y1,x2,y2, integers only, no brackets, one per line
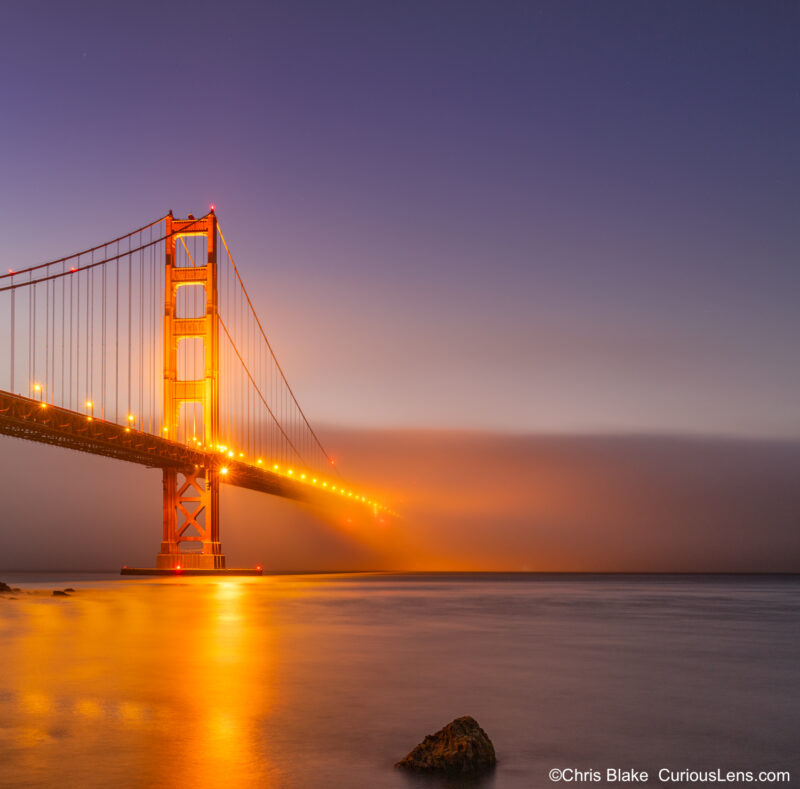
0,574,798,788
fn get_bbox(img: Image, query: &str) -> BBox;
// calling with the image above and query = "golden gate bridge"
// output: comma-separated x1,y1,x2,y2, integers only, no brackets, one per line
0,209,393,574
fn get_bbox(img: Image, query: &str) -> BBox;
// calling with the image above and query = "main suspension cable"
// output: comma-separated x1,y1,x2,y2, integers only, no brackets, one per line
0,216,207,293
0,214,168,279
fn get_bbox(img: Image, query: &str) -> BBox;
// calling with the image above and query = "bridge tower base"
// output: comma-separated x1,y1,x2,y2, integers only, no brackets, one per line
155,467,225,570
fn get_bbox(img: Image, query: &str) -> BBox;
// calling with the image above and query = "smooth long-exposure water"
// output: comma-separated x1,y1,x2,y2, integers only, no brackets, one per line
0,574,797,788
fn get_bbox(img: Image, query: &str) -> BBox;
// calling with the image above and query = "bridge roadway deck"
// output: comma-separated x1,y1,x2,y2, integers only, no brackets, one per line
0,390,313,504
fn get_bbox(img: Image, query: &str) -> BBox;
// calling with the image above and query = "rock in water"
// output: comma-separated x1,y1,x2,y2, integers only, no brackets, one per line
395,716,496,774
0,582,11,593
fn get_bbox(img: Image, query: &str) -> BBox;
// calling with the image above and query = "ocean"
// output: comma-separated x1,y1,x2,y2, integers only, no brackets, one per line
0,573,797,788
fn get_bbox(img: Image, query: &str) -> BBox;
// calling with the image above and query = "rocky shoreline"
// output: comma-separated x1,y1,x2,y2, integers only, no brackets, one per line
0,580,77,598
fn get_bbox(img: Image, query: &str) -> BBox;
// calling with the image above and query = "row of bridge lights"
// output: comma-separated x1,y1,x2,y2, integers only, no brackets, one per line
185,437,395,514
207,441,395,515
31,385,133,428
30,383,394,515
195,438,394,514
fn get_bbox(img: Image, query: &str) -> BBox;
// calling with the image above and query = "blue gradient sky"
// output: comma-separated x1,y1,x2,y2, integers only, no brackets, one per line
2,0,798,435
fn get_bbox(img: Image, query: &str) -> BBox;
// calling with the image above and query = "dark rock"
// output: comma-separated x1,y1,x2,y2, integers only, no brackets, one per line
64,588,76,592
52,590,69,597
395,716,496,775
0,582,11,593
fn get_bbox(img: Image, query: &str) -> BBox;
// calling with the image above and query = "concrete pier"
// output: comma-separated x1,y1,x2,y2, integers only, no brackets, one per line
121,567,263,576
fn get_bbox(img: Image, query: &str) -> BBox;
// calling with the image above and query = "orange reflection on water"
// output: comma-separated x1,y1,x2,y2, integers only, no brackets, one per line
0,580,279,789
20,691,52,716
158,579,276,788
73,698,103,719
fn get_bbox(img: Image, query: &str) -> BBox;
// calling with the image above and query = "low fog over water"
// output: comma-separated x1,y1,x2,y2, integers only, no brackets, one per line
1,430,798,572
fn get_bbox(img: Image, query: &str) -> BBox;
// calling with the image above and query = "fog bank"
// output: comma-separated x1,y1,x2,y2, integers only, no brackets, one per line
1,430,798,572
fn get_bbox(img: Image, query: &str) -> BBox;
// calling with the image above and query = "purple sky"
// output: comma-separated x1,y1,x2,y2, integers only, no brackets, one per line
2,1,798,436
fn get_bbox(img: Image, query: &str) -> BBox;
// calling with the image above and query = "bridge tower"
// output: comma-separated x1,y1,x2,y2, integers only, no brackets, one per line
156,211,225,570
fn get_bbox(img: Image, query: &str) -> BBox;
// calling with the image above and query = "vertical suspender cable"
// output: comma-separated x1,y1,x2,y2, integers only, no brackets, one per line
86,263,90,401
69,273,73,409
45,279,49,398
76,268,81,406
115,247,119,423
128,239,132,420
102,260,106,419
191,237,196,441
249,310,252,456
28,272,33,391
10,285,14,392
50,275,55,403
238,280,242,446
223,252,227,443
61,269,65,404
139,235,143,430
89,264,93,405
151,227,156,433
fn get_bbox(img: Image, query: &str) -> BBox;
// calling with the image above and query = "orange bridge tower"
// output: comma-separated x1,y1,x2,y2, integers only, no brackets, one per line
156,211,224,570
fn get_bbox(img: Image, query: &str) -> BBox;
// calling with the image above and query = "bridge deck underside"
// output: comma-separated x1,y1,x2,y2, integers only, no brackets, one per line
0,390,312,504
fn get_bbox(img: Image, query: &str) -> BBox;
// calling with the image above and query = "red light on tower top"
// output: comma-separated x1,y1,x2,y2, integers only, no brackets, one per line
209,203,215,212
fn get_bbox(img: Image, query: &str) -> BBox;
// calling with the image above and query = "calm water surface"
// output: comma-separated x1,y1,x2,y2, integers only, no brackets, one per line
0,573,797,788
